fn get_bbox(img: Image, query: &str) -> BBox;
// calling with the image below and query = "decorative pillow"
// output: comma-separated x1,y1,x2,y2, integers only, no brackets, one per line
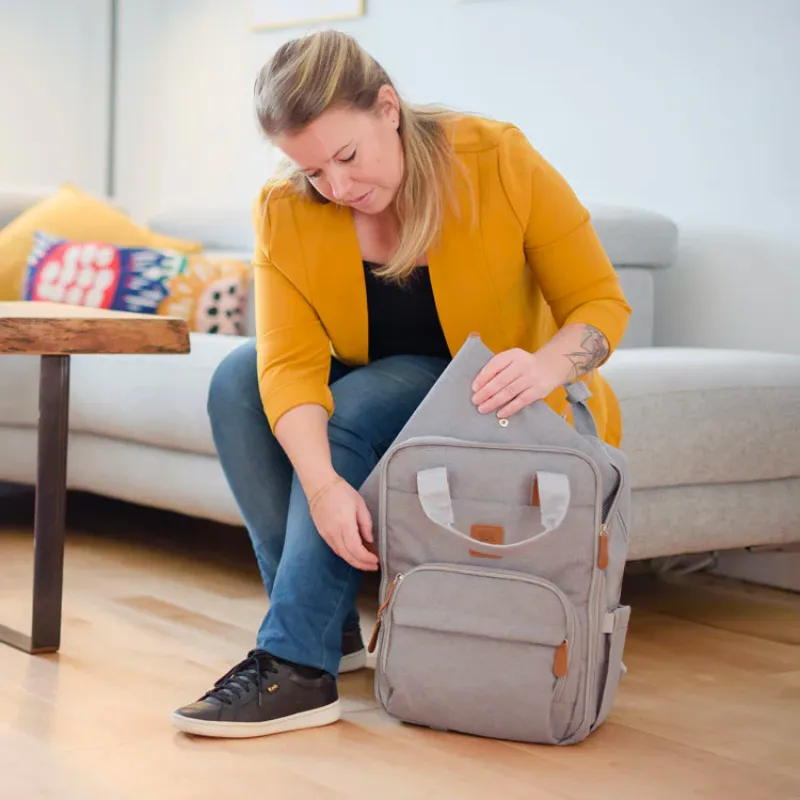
21,231,186,314
21,232,252,334
158,255,252,335
0,184,202,302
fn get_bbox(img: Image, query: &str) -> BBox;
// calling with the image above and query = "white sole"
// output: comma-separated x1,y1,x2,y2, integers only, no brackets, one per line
339,648,367,674
172,699,341,739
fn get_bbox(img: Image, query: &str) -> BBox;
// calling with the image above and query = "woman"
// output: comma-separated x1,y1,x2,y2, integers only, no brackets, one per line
172,30,630,739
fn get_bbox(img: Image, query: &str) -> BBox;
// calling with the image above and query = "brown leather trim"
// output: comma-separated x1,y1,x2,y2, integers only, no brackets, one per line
367,574,402,653
531,477,540,507
469,524,503,559
469,549,502,559
553,640,569,678
598,530,609,570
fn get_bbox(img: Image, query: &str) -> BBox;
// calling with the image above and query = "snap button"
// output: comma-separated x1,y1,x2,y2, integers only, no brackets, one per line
498,418,509,428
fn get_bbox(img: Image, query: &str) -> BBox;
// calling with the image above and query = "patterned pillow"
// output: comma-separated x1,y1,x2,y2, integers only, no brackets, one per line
22,231,185,313
158,255,251,335
21,232,252,334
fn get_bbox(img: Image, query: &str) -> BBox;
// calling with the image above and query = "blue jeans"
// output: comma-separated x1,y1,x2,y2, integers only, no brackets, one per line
208,341,449,677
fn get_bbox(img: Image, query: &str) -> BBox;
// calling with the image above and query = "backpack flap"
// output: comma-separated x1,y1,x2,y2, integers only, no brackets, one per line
359,334,621,535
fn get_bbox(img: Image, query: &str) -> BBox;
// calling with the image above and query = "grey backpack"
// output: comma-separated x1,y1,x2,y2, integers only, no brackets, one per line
359,335,632,745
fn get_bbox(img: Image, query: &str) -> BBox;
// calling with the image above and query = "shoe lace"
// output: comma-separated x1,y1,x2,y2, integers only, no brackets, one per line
203,651,279,706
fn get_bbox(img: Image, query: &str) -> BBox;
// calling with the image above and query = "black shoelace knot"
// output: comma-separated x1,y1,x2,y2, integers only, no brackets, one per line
203,651,278,706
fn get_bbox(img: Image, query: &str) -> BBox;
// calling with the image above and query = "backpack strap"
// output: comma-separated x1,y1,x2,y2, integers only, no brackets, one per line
564,381,600,439
416,467,570,553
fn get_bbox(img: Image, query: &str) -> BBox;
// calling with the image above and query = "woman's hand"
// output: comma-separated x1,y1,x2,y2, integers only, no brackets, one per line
471,347,563,419
471,325,610,419
307,475,379,572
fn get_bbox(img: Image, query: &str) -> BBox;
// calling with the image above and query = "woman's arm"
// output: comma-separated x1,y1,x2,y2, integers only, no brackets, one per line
273,404,337,497
472,126,630,418
252,191,377,570
274,404,379,572
540,323,610,385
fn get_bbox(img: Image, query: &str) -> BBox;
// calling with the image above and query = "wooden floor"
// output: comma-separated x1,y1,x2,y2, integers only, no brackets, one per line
1,491,799,800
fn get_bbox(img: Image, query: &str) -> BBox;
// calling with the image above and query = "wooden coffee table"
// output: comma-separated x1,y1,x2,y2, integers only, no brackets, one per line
0,301,190,655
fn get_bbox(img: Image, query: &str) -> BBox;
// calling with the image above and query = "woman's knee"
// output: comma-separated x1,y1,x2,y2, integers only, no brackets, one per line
328,355,447,454
207,340,260,420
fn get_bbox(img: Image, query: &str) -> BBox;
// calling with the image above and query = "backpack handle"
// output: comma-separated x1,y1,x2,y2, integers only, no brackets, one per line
416,467,570,553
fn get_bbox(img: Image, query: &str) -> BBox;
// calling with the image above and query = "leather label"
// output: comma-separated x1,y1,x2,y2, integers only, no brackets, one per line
553,641,569,678
469,524,503,559
598,531,609,569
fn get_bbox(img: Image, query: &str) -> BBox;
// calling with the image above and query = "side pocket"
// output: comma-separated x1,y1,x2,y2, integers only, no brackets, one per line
591,604,631,732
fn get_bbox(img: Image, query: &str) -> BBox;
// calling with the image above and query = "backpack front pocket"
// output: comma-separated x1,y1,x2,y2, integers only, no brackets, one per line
375,563,580,745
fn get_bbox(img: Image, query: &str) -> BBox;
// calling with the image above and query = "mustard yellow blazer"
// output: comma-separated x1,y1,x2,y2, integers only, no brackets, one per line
251,115,631,446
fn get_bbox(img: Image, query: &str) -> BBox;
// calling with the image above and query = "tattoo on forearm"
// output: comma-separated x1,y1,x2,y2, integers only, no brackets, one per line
565,325,609,382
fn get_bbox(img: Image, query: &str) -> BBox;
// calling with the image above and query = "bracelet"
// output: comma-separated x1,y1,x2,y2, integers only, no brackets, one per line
308,475,345,514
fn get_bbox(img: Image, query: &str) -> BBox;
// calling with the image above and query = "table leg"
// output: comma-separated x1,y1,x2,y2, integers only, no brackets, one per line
0,355,70,654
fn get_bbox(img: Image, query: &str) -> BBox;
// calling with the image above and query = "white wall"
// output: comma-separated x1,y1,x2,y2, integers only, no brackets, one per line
0,0,111,196
113,0,800,353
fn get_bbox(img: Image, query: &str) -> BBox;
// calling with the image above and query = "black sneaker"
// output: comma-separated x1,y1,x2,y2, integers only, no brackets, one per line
172,650,340,738
339,628,367,674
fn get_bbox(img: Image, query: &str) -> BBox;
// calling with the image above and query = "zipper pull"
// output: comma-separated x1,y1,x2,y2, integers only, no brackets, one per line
553,640,569,678
367,573,403,654
598,524,609,569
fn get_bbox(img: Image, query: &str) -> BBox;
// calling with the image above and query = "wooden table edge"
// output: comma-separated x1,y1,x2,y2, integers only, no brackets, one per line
0,312,192,356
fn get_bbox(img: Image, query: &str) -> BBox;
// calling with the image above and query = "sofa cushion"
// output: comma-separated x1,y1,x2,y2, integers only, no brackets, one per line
0,333,243,454
601,347,800,489
67,333,244,455
626,478,800,560
589,204,679,268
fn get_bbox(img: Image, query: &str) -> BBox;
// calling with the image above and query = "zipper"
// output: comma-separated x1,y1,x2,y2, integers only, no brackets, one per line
376,563,577,702
595,463,626,574
598,524,609,569
366,572,404,654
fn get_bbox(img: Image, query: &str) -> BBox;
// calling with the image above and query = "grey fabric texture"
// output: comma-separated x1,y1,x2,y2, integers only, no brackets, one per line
626,477,800,559
0,334,244,455
0,426,237,524
589,204,679,268
615,268,654,348
146,209,256,252
601,347,800,488
360,335,632,745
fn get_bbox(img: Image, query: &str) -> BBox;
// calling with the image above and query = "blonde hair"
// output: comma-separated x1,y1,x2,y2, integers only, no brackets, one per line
254,30,460,282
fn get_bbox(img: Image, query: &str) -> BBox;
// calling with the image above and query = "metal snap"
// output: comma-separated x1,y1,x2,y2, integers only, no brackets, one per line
498,418,509,428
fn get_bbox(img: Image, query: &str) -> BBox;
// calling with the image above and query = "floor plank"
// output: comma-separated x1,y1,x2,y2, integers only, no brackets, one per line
1,493,799,800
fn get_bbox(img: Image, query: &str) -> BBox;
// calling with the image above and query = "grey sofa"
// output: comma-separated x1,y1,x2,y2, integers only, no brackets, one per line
1,194,799,565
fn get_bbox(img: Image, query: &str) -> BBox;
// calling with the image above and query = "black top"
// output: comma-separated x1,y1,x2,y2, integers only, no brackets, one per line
363,261,451,362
